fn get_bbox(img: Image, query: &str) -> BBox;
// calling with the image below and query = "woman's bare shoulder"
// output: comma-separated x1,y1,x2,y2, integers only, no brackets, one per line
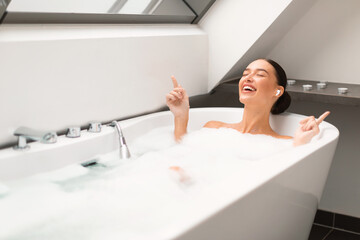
203,121,229,128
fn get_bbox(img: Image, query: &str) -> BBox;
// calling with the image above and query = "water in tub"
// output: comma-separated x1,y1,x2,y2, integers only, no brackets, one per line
0,127,293,239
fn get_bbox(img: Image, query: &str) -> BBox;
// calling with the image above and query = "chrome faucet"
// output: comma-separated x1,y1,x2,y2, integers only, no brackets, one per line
13,127,57,150
109,121,131,159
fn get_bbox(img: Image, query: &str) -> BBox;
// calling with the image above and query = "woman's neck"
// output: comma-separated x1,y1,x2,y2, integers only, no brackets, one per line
236,105,274,134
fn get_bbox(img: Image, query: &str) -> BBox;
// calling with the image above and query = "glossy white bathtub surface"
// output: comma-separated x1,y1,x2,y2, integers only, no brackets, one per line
0,107,339,240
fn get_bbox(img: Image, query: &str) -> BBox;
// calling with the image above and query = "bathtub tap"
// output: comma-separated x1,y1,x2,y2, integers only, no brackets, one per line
13,127,57,150
110,121,131,159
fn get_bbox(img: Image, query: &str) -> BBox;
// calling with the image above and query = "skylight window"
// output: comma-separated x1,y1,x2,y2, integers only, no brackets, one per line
1,0,215,24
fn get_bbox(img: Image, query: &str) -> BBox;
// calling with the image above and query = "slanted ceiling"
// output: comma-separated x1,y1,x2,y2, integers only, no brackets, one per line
199,0,318,91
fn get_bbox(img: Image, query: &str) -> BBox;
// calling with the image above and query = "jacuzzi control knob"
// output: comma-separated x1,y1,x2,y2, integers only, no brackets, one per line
66,127,81,138
88,122,102,133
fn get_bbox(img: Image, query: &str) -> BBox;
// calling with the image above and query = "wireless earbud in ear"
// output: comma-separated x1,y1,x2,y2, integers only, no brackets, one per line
276,89,281,96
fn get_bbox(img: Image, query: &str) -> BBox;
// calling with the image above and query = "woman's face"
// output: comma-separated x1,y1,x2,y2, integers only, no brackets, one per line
238,59,283,108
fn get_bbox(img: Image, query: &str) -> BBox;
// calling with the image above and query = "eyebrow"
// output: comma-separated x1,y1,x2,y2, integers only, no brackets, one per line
244,68,269,74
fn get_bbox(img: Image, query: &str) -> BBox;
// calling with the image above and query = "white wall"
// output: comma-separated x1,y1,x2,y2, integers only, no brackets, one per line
219,0,317,84
0,24,208,147
267,0,360,84
198,0,295,91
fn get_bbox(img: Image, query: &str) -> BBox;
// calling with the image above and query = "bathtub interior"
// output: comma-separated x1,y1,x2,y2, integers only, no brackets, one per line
117,107,339,207
117,107,339,206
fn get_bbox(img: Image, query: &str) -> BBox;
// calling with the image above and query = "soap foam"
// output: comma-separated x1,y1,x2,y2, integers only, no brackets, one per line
0,181,9,197
0,127,292,239
130,126,176,157
34,164,90,182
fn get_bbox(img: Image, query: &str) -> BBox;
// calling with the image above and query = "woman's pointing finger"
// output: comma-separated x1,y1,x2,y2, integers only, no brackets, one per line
316,111,330,124
171,75,179,88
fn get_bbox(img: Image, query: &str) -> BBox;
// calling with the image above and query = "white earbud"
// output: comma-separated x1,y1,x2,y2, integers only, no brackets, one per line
276,89,281,96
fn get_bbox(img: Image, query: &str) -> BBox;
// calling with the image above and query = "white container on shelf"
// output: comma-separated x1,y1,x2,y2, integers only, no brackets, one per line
302,84,313,91
338,88,348,94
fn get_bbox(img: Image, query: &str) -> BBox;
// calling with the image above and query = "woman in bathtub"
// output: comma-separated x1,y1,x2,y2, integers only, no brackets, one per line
166,58,330,147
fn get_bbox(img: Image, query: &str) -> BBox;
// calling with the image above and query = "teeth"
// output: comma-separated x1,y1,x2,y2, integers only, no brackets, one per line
243,86,255,91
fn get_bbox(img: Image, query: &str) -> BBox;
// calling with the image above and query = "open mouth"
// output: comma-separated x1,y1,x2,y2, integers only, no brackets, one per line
242,85,256,92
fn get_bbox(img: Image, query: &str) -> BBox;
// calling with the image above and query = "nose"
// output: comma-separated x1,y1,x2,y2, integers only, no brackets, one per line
244,74,253,82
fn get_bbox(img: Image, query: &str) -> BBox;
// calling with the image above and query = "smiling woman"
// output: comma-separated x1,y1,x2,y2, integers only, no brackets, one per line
166,58,330,145
240,59,291,115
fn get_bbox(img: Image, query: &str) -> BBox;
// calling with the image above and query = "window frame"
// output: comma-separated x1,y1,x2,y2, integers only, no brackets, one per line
0,0,215,24
2,12,195,24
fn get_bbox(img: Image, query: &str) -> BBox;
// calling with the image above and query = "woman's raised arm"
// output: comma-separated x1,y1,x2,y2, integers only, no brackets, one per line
166,76,190,142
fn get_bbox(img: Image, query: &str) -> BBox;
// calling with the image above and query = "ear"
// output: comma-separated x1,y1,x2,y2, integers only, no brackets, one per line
275,86,284,97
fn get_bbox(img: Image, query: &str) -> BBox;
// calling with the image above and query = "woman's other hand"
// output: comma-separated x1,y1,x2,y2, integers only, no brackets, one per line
293,111,330,146
166,75,189,117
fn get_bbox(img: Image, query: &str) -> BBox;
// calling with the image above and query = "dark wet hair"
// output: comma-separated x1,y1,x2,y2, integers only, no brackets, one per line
262,59,291,114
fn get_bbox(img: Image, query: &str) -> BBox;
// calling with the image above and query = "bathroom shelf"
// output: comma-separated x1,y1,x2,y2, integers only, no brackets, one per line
214,79,360,107
286,79,360,106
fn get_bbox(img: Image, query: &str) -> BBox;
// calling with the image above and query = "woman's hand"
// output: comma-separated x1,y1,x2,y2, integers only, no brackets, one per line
166,75,189,118
166,76,190,142
293,111,330,146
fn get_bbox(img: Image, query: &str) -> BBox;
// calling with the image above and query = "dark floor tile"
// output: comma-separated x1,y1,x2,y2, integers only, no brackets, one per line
326,230,360,240
308,225,332,240
314,210,334,227
335,213,360,233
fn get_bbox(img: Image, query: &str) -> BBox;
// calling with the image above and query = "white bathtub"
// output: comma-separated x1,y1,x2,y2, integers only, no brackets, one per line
0,107,339,240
